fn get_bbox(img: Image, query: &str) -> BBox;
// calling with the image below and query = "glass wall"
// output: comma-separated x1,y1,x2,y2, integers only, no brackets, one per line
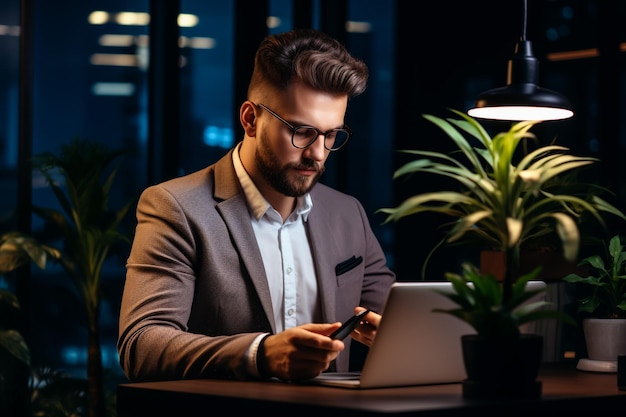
0,0,20,232
178,1,235,175
29,0,151,383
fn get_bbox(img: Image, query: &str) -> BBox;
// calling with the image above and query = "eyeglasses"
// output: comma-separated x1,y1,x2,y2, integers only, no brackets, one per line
254,103,352,151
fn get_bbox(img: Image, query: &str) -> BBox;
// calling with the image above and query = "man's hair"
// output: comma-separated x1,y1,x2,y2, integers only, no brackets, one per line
248,29,368,98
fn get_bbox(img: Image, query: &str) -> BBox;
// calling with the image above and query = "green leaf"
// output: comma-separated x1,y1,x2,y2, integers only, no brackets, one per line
0,329,31,365
433,262,574,337
564,234,626,317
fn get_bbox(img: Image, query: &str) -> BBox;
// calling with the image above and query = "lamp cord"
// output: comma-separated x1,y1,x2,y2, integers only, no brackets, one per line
521,0,527,41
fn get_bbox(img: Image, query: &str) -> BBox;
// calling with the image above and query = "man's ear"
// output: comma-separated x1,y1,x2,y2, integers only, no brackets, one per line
240,101,257,136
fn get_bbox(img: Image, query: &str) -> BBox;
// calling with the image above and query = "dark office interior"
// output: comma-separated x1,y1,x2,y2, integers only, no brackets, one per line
1,0,625,415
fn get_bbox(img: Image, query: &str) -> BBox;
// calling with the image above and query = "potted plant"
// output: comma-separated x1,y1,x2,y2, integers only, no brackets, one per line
378,109,626,399
31,138,135,417
435,261,574,399
563,234,626,372
380,110,625,282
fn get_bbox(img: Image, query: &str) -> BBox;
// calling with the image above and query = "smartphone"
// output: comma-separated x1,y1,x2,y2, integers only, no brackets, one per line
329,309,371,340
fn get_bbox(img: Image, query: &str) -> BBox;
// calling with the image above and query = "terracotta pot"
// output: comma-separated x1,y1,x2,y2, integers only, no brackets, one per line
480,250,587,282
461,333,543,400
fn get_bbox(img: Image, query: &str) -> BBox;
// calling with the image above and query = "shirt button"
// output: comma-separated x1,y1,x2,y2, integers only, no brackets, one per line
286,267,293,274
287,308,294,316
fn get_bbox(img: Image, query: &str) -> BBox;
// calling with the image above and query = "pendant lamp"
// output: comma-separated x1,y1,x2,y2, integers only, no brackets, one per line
467,0,574,121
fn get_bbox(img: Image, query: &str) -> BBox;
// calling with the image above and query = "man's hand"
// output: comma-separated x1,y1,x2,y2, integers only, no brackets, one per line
259,323,344,381
349,307,380,347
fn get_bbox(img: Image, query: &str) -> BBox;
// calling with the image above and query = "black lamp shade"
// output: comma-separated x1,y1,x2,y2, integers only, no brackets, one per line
468,40,574,121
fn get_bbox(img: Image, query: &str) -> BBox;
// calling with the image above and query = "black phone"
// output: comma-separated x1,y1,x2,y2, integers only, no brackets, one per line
329,309,371,340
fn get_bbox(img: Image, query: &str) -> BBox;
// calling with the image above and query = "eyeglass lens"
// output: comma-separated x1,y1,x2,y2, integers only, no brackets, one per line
293,127,350,151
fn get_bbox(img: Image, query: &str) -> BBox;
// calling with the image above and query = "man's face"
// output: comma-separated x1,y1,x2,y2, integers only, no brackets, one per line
254,82,349,197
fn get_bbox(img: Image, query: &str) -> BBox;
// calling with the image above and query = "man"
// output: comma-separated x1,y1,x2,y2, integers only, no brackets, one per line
117,28,395,383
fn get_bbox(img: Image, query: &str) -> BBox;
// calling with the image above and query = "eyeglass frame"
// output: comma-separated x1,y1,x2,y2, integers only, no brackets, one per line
252,102,353,151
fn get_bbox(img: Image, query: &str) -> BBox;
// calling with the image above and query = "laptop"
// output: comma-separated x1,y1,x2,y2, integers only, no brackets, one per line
308,280,547,389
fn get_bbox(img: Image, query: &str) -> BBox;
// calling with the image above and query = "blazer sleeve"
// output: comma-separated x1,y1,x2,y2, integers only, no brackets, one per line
117,182,264,382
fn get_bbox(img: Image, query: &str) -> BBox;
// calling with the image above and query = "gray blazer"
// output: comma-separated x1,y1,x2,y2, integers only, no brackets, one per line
117,149,395,382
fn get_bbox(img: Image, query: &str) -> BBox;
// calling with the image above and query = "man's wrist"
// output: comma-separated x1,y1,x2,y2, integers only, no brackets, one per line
256,334,271,378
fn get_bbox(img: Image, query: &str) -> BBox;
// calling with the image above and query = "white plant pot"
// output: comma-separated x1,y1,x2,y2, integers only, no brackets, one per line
577,318,626,373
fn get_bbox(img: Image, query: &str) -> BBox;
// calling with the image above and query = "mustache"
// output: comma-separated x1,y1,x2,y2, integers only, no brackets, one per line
292,158,322,171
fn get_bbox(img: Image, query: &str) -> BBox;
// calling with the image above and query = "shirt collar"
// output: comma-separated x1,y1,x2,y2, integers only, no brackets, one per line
232,143,312,221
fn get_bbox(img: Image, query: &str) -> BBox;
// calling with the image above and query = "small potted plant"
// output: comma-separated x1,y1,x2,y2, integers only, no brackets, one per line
378,109,626,398
434,261,574,399
563,234,626,372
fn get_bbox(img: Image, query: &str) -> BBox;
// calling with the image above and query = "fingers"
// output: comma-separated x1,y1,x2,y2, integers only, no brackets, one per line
351,307,381,347
257,313,381,381
260,326,344,381
354,307,381,328
301,322,342,337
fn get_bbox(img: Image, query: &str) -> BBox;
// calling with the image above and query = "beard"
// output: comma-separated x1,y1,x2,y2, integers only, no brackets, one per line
255,134,325,197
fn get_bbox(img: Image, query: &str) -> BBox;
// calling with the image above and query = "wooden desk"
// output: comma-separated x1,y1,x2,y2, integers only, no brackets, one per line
117,363,626,416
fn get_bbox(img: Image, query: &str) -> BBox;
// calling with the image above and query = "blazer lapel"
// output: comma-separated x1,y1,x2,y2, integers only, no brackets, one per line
306,190,341,323
213,151,276,333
